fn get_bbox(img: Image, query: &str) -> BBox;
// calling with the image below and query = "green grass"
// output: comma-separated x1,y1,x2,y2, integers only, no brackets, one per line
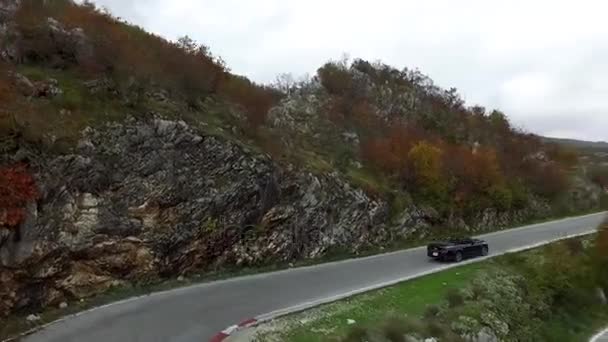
254,263,490,342
541,310,608,342
253,236,608,342
345,167,390,194
297,150,334,174
8,65,244,154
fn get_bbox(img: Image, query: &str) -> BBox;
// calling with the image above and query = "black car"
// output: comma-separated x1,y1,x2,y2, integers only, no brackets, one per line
427,237,489,262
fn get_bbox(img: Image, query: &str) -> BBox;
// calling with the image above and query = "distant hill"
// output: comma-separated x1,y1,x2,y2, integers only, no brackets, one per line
543,137,608,152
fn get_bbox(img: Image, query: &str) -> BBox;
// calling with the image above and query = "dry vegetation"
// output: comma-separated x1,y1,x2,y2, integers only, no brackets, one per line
1,0,606,235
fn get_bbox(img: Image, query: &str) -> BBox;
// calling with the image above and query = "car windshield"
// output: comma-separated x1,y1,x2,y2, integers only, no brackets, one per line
449,238,473,244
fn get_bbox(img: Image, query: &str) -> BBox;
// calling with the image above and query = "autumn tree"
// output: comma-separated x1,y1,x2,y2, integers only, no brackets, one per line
0,163,39,243
527,163,570,200
407,141,446,200
488,110,510,133
219,75,280,129
589,165,608,188
442,144,511,211
360,124,424,177
545,143,578,170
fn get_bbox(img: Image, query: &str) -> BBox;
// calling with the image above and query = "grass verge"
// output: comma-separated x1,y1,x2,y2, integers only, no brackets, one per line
249,235,608,342
251,263,489,342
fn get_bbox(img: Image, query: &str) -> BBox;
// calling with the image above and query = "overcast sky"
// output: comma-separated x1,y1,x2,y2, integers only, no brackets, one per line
91,0,607,141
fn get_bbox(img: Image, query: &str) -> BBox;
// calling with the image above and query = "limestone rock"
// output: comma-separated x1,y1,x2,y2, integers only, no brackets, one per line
26,314,41,322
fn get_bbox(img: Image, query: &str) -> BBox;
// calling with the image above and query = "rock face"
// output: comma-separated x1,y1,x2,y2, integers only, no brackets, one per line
1,118,396,317
0,0,19,61
0,3,92,64
8,72,63,98
0,118,560,318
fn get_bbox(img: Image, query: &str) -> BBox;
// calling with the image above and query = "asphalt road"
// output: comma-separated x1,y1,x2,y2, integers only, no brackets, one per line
23,212,606,342
592,330,608,342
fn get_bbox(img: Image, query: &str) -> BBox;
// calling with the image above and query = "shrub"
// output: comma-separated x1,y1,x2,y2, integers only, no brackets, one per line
487,184,512,211
589,165,608,188
382,319,407,342
317,61,353,96
424,320,457,340
219,76,280,128
342,326,369,342
508,180,530,209
381,317,425,342
359,124,424,175
0,163,39,240
594,219,608,290
526,163,570,200
446,288,465,308
423,304,441,319
564,237,585,256
14,0,280,122
600,193,608,210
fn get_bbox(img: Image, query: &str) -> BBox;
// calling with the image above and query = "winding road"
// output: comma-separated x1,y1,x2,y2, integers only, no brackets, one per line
22,212,606,342
592,329,608,342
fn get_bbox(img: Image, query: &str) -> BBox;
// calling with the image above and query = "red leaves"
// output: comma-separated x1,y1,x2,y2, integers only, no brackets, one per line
1,208,26,227
0,163,39,228
360,124,425,176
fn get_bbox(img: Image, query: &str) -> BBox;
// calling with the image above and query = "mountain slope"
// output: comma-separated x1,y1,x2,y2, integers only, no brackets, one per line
0,0,606,323
544,136,608,152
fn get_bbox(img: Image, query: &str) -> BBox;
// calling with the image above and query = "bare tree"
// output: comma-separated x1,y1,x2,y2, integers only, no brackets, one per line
273,73,296,95
176,35,198,55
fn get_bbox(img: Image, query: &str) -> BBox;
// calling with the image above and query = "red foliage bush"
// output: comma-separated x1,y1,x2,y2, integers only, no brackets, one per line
0,163,39,228
360,124,425,177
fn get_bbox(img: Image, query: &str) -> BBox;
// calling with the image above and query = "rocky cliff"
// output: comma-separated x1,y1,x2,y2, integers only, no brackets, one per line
0,116,557,318
0,118,387,317
0,0,603,321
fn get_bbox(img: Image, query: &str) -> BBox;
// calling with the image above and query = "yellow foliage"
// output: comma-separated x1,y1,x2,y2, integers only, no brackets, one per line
408,141,443,191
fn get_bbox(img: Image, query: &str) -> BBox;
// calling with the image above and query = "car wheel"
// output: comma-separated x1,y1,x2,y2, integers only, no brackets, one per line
481,246,489,256
454,251,463,262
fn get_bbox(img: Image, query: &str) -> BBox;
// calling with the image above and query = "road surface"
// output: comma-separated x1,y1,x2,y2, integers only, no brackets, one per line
22,212,606,342
592,329,608,342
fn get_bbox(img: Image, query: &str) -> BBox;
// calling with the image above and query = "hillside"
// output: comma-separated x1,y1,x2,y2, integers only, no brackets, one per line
543,137,608,194
544,136,608,152
0,0,607,322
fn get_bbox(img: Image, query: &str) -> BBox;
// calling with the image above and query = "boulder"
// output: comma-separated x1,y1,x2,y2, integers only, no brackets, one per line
34,78,63,98
10,72,35,96
59,263,115,299
26,314,41,322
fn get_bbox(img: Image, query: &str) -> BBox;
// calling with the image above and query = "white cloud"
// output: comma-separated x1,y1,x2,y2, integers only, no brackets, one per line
91,0,608,141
